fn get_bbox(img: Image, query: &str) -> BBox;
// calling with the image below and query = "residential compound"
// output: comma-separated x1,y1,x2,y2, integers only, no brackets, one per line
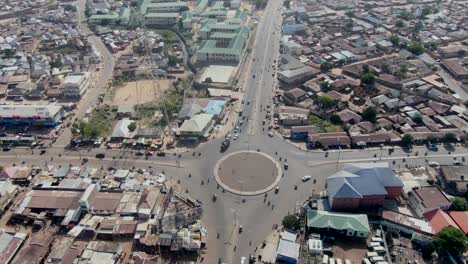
269,0,468,150
0,163,206,263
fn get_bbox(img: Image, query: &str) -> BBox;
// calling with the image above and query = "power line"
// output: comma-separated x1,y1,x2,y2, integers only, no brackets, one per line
130,6,172,133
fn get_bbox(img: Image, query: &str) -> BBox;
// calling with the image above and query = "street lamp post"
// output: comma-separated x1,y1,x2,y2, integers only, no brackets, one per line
335,138,341,172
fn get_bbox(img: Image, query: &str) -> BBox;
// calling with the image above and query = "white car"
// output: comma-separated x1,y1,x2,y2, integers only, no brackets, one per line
233,134,239,140
268,131,274,137
428,161,439,167
302,175,311,182
240,257,246,264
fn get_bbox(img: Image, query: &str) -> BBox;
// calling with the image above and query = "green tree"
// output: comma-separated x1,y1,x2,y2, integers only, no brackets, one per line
362,107,377,123
178,19,184,31
64,4,75,11
205,77,212,83
50,58,63,70
330,114,343,125
397,64,408,79
427,135,438,144
450,197,468,211
362,64,370,73
319,80,330,91
442,133,457,143
434,227,468,255
283,0,290,9
412,21,424,39
381,63,391,74
420,7,432,18
413,114,423,124
401,134,414,147
317,95,334,108
389,34,400,46
320,61,333,72
360,72,376,87
168,55,178,66
464,100,468,107
395,19,405,27
407,42,425,55
127,122,137,132
2,48,15,58
282,215,300,230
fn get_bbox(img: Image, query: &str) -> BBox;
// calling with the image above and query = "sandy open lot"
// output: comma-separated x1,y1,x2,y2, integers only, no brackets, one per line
112,79,173,105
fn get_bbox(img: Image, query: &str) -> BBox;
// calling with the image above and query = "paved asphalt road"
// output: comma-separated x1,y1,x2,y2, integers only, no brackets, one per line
1,0,468,263
54,0,115,148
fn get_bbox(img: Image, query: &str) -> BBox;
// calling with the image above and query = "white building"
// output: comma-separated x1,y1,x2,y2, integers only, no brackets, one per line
279,66,315,84
61,73,90,97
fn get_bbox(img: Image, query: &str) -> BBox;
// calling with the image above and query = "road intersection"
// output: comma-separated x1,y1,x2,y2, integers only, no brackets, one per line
2,0,467,262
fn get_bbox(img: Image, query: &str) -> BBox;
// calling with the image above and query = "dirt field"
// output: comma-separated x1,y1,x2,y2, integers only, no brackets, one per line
112,79,173,105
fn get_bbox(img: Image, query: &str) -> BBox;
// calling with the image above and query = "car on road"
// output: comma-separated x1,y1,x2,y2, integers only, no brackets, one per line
233,133,239,140
95,153,105,159
234,126,239,133
268,131,274,137
135,151,144,156
40,150,46,155
145,151,153,156
156,152,166,157
302,175,311,182
453,160,462,165
427,144,438,151
284,162,288,170
275,187,279,193
82,158,88,163
428,161,439,167
226,133,231,140
221,139,230,152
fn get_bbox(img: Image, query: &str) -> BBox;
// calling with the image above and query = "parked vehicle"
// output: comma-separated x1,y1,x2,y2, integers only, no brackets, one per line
95,153,105,159
302,175,311,182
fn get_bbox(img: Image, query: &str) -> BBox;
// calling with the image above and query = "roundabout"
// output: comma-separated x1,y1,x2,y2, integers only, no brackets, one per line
214,150,282,195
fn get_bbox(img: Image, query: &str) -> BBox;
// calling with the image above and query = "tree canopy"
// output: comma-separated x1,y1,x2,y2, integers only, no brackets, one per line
395,20,405,27
282,215,300,230
442,133,457,143
317,95,334,108
401,134,414,147
319,80,330,91
360,72,376,86
320,61,333,72
361,107,377,123
434,227,468,256
127,122,137,132
450,197,468,211
407,42,425,55
389,34,400,46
